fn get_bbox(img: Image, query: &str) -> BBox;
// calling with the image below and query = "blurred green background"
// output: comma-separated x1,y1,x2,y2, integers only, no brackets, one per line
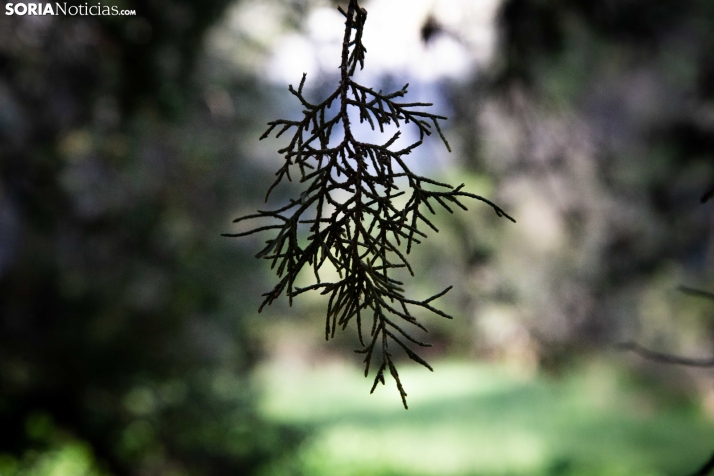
2,0,714,475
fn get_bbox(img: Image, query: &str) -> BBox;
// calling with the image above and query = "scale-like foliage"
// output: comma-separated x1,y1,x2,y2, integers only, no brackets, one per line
224,0,514,408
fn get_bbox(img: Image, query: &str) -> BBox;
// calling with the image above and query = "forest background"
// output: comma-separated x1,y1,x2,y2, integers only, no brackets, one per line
1,0,714,475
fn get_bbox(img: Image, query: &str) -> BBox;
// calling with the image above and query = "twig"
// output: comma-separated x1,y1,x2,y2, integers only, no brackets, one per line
618,342,714,368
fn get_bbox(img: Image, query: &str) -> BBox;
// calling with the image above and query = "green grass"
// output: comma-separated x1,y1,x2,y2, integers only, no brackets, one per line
255,359,714,476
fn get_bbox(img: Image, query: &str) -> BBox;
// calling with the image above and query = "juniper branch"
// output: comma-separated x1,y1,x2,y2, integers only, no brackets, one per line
224,0,514,408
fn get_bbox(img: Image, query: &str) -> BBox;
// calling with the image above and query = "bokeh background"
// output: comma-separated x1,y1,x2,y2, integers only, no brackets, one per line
2,0,714,475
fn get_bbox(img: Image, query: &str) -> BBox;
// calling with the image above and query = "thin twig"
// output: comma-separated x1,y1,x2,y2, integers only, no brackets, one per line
618,341,714,367
679,285,714,301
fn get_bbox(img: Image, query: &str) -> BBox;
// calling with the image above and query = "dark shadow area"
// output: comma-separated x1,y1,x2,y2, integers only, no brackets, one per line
0,1,304,475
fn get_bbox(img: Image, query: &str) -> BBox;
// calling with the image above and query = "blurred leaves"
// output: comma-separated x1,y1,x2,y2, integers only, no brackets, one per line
0,1,304,475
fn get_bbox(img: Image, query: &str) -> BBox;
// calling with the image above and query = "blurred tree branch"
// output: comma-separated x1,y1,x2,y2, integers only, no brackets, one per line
690,451,714,476
619,341,714,368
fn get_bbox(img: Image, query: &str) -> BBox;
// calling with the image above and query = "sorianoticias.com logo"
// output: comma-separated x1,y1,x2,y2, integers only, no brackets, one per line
5,3,136,16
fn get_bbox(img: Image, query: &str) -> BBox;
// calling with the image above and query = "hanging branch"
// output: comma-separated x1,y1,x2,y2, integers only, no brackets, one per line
224,0,515,408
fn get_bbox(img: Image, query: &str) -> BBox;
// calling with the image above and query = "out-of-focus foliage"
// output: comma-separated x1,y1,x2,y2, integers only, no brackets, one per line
440,0,714,382
0,1,303,475
4,0,714,473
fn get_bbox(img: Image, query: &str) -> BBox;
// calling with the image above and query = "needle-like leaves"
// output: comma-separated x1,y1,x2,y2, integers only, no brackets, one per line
224,0,514,408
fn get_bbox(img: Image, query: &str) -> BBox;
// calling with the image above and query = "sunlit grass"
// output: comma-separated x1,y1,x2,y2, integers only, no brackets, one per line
256,359,714,476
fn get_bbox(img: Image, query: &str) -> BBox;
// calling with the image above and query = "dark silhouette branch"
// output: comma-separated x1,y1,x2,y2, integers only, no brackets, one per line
224,0,514,408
